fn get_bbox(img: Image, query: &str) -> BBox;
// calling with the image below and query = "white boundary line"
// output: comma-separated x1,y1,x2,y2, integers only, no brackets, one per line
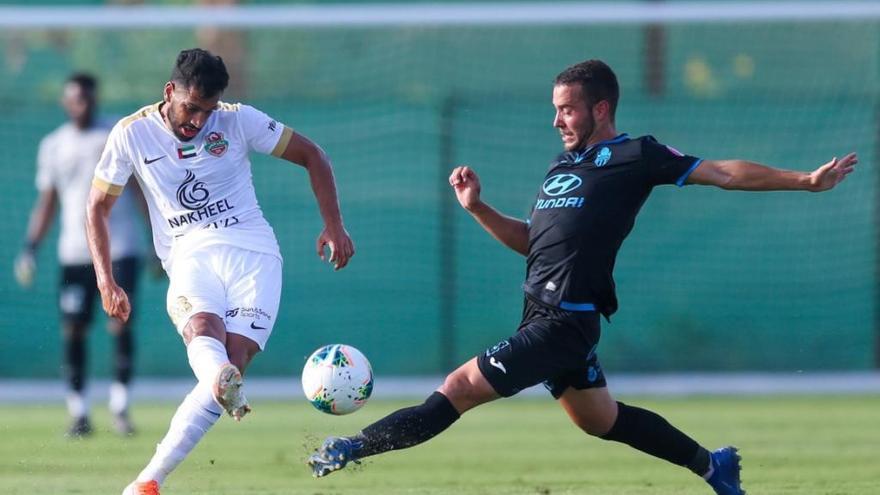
1,2,880,29
1,373,878,403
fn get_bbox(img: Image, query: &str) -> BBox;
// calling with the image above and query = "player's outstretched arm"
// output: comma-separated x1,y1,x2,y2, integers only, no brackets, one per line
279,131,354,270
449,166,529,256
14,188,58,288
687,152,857,191
85,186,130,322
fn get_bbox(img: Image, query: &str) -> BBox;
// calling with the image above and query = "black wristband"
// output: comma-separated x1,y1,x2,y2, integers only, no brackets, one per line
23,241,37,254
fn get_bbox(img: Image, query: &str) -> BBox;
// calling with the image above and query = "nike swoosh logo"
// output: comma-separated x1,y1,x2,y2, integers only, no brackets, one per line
250,322,267,330
489,357,507,374
144,155,166,164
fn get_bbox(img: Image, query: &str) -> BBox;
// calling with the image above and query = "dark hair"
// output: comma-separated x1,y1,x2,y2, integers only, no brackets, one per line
555,59,619,120
170,48,229,97
67,72,98,94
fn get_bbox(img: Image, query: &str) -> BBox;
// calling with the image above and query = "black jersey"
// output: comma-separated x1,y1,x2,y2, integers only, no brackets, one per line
523,134,702,318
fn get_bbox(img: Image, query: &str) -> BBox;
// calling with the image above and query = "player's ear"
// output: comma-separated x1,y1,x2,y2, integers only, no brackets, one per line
593,100,610,122
163,82,174,103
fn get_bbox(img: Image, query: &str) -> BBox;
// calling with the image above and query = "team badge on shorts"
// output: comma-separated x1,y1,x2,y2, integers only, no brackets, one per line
169,295,193,326
204,131,229,157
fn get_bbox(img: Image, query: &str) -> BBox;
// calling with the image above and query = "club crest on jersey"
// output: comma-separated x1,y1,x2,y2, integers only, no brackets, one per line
594,147,612,167
204,131,229,157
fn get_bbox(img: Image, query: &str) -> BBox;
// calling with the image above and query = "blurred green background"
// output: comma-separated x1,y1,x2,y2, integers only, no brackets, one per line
0,2,876,379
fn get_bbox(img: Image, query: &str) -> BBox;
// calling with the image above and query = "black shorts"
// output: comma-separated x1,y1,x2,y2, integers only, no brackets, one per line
476,295,606,399
59,256,140,325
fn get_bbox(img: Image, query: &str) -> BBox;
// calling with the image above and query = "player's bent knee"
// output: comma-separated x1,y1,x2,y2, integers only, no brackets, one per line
560,388,618,437
573,415,614,437
182,313,225,344
437,366,496,413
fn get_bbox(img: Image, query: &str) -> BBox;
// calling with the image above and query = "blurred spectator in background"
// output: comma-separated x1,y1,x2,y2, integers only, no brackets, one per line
15,73,149,438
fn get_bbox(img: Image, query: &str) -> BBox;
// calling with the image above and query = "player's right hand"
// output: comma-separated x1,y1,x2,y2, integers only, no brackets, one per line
449,166,482,211
99,283,131,323
13,250,36,289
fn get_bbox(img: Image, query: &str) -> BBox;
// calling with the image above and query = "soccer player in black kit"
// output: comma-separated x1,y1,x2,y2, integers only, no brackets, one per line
308,60,857,494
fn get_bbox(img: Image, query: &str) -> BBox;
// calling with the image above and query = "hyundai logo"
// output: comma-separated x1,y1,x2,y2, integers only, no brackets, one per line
542,174,582,196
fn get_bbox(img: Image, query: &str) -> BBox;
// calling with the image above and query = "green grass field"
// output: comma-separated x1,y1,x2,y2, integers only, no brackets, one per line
3,396,878,494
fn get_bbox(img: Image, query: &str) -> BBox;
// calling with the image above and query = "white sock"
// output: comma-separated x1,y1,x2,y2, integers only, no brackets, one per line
66,391,89,419
186,335,230,385
109,382,129,415
136,384,222,484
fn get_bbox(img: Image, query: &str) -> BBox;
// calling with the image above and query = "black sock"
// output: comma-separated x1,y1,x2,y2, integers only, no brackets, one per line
601,401,711,476
65,332,87,393
351,391,461,458
114,328,134,385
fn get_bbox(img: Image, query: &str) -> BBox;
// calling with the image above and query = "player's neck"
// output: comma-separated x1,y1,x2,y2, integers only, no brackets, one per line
584,124,618,149
72,114,95,131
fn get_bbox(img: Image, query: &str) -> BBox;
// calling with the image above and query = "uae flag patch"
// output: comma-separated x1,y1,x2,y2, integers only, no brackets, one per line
177,144,197,159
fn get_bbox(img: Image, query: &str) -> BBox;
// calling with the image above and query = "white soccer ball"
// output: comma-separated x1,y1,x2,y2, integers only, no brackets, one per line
301,344,373,415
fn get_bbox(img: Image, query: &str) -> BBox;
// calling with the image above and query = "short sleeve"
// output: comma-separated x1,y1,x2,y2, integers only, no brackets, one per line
238,104,292,157
35,136,55,191
92,123,134,196
641,137,703,187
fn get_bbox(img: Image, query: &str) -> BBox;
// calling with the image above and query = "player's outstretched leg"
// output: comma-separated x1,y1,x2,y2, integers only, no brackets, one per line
309,359,497,478
308,391,462,478
706,446,745,495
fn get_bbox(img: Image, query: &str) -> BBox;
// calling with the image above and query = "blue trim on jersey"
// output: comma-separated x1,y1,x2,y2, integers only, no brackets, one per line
676,158,704,187
586,133,630,154
603,133,630,145
559,301,596,312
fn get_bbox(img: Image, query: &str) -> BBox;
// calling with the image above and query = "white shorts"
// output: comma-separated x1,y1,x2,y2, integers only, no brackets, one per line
166,244,282,350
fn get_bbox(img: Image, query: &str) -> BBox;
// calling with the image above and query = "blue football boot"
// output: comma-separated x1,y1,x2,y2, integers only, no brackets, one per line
706,446,745,495
308,436,360,478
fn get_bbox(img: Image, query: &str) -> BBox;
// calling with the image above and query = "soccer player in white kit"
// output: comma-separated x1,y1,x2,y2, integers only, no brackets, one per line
16,73,146,437
85,49,354,495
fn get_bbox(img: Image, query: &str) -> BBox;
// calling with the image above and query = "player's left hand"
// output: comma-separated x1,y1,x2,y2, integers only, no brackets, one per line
13,249,36,289
316,225,354,271
808,152,857,191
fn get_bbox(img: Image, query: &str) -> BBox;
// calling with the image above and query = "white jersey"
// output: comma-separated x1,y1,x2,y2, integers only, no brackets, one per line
92,102,292,270
36,121,143,265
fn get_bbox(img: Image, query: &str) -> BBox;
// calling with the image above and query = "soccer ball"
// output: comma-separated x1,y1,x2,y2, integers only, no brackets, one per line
301,344,373,415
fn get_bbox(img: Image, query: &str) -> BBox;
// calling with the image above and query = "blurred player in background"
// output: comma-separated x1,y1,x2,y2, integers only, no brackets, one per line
86,48,354,495
308,59,857,495
15,73,147,438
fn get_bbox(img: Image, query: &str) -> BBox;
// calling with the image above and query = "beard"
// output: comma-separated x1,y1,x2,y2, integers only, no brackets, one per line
567,110,596,151
163,102,200,142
